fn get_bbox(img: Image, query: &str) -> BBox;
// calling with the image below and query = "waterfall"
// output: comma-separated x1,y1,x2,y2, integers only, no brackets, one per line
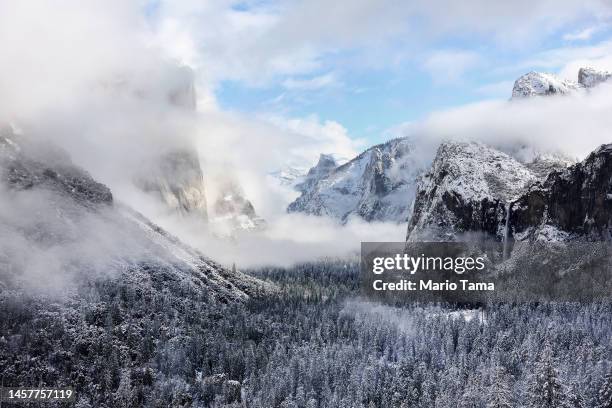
503,202,511,260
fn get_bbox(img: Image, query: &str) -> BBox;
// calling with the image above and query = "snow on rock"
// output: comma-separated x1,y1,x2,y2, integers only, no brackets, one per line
0,129,271,301
134,65,209,221
294,153,338,193
511,71,581,99
578,67,612,88
510,143,612,241
268,166,307,188
406,141,540,242
136,148,208,220
211,178,266,233
1,126,113,206
511,67,612,100
288,138,421,223
406,140,612,244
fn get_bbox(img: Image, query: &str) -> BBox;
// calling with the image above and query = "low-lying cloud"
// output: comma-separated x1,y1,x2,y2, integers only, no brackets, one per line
3,0,612,275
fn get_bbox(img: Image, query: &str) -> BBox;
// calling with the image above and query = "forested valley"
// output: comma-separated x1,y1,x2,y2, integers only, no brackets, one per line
1,260,611,407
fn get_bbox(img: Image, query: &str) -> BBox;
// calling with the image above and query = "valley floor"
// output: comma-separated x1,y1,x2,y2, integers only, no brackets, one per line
1,260,611,407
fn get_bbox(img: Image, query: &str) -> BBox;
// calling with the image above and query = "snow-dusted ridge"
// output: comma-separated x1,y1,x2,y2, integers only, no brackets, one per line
288,137,422,223
512,71,581,98
512,66,612,99
406,140,612,243
406,141,543,241
0,127,272,301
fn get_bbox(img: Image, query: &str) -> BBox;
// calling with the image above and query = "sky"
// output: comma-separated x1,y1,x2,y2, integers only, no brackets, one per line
147,0,612,145
4,0,612,268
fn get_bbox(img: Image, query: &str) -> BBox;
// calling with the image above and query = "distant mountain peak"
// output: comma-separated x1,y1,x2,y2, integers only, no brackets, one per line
293,153,338,193
578,66,612,88
511,67,612,99
288,137,421,223
211,177,266,233
511,71,581,99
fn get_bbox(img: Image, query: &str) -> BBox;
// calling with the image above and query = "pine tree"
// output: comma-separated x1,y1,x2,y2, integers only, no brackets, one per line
596,370,612,408
487,364,512,408
527,342,565,408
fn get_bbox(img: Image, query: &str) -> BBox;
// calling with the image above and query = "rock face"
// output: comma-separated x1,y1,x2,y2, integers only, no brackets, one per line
406,142,540,241
511,67,612,99
212,179,266,232
288,138,421,223
294,153,337,193
133,65,209,221
511,144,612,241
406,141,612,243
1,126,113,206
0,127,270,301
137,148,208,220
511,71,581,99
578,67,612,88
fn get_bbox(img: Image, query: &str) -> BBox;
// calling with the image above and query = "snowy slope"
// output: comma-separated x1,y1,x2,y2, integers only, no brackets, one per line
294,153,337,193
288,138,421,223
511,67,612,99
406,142,542,241
511,71,581,98
511,143,612,242
406,140,612,244
136,148,209,220
211,178,266,233
0,127,270,301
578,67,612,88
268,166,307,188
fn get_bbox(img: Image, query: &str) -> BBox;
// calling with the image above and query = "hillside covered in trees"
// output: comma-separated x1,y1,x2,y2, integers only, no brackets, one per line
1,259,611,407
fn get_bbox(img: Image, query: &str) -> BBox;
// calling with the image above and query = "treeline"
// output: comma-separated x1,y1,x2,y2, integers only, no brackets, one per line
0,260,611,407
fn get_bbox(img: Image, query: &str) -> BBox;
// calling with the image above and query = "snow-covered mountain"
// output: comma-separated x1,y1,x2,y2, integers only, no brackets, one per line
406,141,546,241
406,140,612,243
512,67,611,99
131,65,267,232
294,153,337,193
511,143,612,242
288,138,421,223
0,126,269,301
268,166,306,188
211,178,266,233
136,148,209,220
131,66,210,222
578,67,612,88
511,71,581,98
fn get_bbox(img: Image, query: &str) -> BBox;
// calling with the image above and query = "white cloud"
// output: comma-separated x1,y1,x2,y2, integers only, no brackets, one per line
148,0,612,91
563,26,600,41
509,39,612,74
422,50,483,84
153,212,406,268
4,0,612,270
409,80,612,160
282,73,339,90
190,111,363,220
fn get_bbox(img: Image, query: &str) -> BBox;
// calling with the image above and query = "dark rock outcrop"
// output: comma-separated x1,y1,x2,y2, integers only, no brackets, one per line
406,141,612,243
511,144,612,240
406,142,539,241
137,148,208,219
1,127,112,206
578,67,612,88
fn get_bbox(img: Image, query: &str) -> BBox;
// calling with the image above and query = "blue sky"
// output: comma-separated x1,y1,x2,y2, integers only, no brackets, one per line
216,23,612,145
149,1,612,147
